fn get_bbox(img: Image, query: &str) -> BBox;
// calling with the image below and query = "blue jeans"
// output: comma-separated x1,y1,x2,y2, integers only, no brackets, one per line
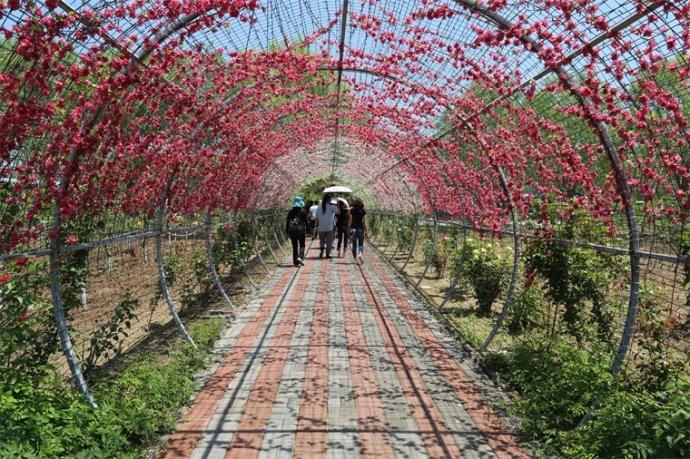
351,228,364,258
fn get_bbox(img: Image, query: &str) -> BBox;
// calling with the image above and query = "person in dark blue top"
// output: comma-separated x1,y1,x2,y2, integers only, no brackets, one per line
285,197,308,266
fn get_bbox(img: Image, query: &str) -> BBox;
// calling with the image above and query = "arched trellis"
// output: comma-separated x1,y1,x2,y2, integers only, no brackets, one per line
348,0,644,383
449,0,642,380
42,4,237,407
0,2,684,432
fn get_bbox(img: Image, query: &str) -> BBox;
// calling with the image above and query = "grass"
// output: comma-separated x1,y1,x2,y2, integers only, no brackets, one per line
0,317,226,458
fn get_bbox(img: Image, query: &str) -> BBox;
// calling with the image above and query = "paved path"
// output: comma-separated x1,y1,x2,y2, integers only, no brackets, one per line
158,243,527,459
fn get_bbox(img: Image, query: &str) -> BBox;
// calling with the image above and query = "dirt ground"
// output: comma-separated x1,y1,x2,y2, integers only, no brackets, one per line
61,229,283,374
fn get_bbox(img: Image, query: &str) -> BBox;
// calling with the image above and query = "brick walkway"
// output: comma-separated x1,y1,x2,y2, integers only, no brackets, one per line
158,243,528,459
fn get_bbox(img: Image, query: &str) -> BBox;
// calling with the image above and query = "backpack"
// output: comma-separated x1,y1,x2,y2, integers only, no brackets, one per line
288,215,305,237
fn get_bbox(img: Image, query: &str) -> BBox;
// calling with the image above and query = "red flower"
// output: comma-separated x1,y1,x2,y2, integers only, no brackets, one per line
1,273,10,283
15,257,28,266
524,269,537,288
16,312,34,323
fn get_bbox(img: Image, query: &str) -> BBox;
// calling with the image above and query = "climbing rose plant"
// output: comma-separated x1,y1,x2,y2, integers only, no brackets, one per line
0,0,688,254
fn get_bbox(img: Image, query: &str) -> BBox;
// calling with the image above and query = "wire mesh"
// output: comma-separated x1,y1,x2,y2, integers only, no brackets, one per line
0,0,689,444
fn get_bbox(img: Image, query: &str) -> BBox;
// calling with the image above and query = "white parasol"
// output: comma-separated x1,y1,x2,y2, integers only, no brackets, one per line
323,185,352,193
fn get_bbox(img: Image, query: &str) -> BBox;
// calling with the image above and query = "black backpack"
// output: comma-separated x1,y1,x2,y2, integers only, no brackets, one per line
288,215,305,237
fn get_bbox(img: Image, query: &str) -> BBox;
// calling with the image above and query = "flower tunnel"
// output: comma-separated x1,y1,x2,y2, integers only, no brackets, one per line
1,0,689,452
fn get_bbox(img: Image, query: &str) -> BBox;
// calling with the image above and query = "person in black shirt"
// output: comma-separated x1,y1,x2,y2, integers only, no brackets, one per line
348,198,366,264
335,199,350,257
285,197,308,266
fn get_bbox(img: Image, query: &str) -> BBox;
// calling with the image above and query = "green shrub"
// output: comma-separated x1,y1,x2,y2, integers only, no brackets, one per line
491,333,612,443
0,259,58,381
80,293,139,379
0,373,135,458
423,233,452,278
0,317,225,457
487,330,690,457
213,217,256,271
523,210,624,346
463,238,508,316
506,285,545,335
192,250,213,289
561,376,690,458
634,287,688,392
95,354,195,445
396,223,415,252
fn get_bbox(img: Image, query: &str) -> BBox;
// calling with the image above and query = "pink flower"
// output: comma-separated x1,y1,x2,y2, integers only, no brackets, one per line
65,234,78,245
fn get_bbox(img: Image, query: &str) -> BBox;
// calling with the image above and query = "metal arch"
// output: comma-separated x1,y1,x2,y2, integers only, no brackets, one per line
402,214,420,272
261,217,280,264
450,0,641,379
370,211,388,247
365,148,444,286
274,227,288,257
253,232,271,273
415,211,439,290
439,219,467,312
42,2,206,408
389,215,404,262
48,219,98,408
42,5,216,406
368,212,381,240
276,215,289,246
438,1,669,129
438,111,522,350
330,0,351,178
205,213,237,312
481,167,522,351
359,3,670,187
240,216,260,289
411,177,443,290
155,173,197,349
380,213,396,257
401,178,421,272
388,178,419,266
38,1,655,408
384,213,398,258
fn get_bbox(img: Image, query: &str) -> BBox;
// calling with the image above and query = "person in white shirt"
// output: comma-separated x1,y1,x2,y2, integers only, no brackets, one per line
308,200,319,239
315,193,338,258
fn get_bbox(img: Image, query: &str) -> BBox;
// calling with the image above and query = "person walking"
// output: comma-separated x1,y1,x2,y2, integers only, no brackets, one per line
308,200,319,239
349,198,366,263
315,193,337,258
335,199,350,257
285,196,308,267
